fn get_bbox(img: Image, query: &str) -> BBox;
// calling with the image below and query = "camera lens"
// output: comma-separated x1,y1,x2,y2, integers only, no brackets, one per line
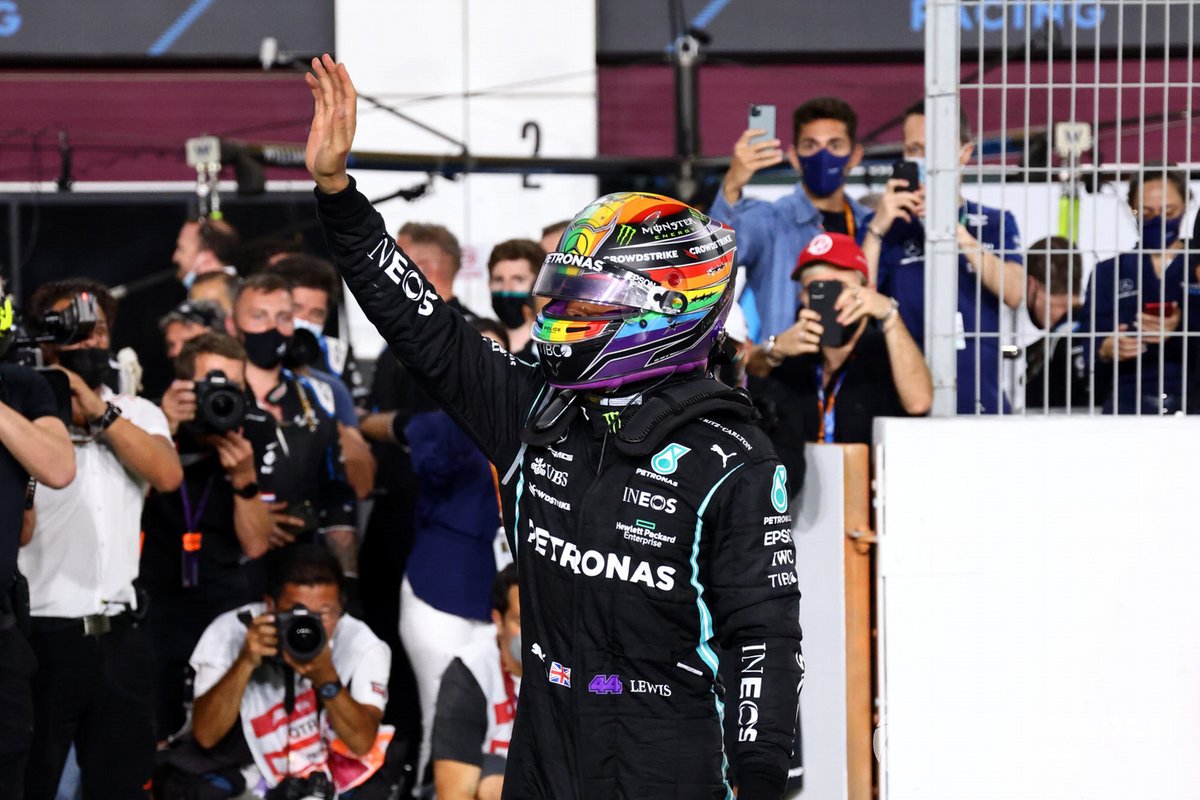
211,393,235,416
279,608,327,663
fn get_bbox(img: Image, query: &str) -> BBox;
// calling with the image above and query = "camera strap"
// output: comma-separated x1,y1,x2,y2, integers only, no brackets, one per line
180,476,214,588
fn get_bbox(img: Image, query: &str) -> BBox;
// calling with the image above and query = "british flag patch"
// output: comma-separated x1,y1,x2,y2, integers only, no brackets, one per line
549,661,571,687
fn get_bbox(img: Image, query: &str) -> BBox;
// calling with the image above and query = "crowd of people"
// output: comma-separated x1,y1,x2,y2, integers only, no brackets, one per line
0,69,1197,800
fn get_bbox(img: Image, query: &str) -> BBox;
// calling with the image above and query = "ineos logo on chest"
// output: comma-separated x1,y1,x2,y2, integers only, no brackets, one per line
622,487,677,514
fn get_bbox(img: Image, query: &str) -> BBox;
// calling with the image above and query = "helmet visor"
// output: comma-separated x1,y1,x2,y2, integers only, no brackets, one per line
533,253,686,315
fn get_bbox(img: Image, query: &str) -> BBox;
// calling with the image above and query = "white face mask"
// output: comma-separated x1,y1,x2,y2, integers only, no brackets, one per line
292,318,325,339
181,270,198,290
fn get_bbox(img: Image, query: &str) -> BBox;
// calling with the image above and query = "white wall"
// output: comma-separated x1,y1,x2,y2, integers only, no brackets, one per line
875,416,1200,800
335,0,598,357
792,445,851,799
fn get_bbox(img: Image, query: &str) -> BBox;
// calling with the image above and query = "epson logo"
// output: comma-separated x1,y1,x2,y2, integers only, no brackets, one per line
622,487,677,515
545,252,606,271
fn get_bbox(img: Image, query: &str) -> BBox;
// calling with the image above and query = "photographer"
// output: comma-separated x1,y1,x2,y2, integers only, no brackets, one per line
19,278,183,800
0,286,76,798
182,545,392,798
143,332,274,738
432,564,521,800
264,255,376,500
223,273,356,570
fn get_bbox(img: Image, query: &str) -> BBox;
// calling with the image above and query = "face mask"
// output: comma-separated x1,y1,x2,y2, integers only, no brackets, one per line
292,317,325,340
181,270,198,291
242,329,289,369
799,148,852,198
507,632,522,666
1140,214,1183,250
57,348,118,390
491,291,531,329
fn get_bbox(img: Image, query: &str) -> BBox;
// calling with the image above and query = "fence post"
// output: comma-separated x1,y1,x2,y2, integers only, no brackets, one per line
925,0,962,416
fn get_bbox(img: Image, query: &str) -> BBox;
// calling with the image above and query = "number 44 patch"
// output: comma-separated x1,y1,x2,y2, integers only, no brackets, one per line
588,674,624,695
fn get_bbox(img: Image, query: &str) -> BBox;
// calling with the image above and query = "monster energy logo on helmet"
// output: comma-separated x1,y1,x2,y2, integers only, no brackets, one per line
616,224,636,246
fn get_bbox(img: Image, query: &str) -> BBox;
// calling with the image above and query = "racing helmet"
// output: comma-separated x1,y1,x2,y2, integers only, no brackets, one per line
531,192,737,391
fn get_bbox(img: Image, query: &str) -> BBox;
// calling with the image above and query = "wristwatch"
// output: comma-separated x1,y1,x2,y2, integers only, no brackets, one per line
762,335,784,367
89,401,122,433
231,480,259,499
317,679,343,701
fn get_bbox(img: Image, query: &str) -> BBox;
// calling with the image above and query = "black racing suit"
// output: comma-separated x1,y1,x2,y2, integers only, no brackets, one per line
317,178,803,800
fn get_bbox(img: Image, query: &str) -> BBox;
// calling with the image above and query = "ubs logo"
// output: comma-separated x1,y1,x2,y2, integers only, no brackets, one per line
531,457,568,487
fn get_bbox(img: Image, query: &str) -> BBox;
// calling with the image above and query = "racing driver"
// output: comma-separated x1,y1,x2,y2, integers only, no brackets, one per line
305,54,803,800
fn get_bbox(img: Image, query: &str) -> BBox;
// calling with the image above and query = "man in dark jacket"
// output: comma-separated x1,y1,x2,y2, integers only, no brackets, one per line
305,54,803,800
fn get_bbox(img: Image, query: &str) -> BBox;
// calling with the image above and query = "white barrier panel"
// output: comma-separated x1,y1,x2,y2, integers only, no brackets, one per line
792,445,850,799
875,417,1200,800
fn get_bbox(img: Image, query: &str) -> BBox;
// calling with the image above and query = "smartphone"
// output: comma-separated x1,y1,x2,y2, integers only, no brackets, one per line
748,103,777,146
891,160,921,193
1143,302,1179,316
806,280,851,347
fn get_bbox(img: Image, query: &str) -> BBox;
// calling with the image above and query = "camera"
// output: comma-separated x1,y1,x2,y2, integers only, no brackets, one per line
192,369,246,433
274,604,328,663
266,772,334,800
1,292,99,368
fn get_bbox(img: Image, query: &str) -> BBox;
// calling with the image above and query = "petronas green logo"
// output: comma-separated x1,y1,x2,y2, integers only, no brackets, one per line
615,224,636,246
771,465,789,513
651,443,690,476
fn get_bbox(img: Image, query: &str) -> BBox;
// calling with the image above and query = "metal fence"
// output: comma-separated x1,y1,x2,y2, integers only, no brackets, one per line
925,0,1198,415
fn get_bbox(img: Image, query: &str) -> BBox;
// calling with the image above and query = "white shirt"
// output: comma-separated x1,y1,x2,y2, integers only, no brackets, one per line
20,388,170,617
191,603,392,790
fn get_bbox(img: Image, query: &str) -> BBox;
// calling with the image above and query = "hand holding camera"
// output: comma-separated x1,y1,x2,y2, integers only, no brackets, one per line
238,611,280,669
238,605,332,673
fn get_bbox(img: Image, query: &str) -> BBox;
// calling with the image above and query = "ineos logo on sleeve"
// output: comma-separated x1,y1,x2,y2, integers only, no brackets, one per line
371,237,438,316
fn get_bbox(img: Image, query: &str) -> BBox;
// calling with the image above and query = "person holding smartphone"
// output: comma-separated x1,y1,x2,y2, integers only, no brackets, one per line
748,233,931,444
861,99,1025,415
1080,164,1198,414
712,97,872,342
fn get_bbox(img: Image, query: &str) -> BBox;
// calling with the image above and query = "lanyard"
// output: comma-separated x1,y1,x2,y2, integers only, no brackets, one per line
180,475,215,534
815,364,850,443
842,203,856,239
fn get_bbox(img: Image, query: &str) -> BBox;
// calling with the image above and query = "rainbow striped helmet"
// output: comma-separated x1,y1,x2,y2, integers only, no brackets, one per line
531,192,736,391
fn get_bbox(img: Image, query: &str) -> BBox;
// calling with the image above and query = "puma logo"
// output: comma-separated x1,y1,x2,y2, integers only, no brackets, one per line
711,444,735,468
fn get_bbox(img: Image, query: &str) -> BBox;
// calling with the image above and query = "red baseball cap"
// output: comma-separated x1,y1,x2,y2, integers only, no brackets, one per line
791,232,869,283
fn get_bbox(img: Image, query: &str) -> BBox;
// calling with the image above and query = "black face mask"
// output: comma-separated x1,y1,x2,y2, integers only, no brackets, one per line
57,348,118,391
242,329,289,369
491,291,531,330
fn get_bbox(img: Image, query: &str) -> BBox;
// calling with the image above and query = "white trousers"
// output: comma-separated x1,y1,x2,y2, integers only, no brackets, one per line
399,576,494,785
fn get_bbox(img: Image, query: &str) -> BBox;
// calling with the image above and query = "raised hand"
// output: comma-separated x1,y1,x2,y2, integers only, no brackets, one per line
305,53,357,194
